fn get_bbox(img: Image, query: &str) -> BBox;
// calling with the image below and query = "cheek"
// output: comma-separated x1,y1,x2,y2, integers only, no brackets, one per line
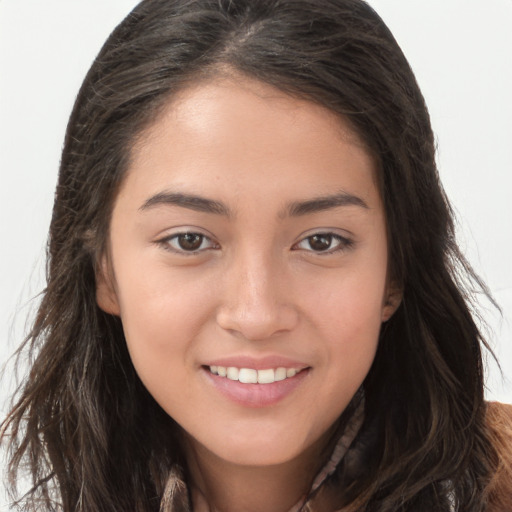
303,258,388,334
323,289,382,385
112,259,216,378
298,257,387,388
315,303,381,424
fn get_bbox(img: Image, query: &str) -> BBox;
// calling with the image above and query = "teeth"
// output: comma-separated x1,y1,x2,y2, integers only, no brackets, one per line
208,365,303,384
239,368,258,383
226,367,239,380
257,369,275,384
275,367,287,381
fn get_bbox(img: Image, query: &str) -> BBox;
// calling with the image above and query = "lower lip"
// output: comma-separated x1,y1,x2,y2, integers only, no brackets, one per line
202,367,310,408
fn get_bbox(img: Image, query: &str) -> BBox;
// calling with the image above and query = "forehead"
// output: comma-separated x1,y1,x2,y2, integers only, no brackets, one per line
120,74,379,212
139,73,369,155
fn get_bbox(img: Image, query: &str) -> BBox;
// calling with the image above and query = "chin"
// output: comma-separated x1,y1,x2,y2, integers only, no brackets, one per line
217,444,301,467
203,427,318,467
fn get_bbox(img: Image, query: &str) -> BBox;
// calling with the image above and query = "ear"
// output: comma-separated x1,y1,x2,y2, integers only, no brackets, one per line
381,281,403,322
95,256,120,316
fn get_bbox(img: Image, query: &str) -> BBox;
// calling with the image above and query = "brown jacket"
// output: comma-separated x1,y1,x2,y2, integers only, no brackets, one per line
160,402,512,511
485,401,512,511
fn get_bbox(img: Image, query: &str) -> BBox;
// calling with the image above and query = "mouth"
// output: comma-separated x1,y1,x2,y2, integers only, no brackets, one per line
207,365,304,384
202,363,310,407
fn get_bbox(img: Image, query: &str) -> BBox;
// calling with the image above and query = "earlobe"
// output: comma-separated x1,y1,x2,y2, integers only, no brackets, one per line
95,258,120,316
381,283,403,322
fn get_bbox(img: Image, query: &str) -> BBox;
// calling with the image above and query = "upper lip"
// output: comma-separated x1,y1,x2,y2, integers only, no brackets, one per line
203,355,309,370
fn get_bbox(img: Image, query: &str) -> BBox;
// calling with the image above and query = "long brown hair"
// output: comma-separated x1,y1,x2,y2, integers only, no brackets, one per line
2,1,498,510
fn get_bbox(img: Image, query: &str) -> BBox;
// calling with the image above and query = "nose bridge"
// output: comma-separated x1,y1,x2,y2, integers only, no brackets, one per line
238,249,276,306
216,243,298,340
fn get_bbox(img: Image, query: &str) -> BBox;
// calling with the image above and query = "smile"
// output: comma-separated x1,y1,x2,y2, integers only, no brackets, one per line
208,365,302,384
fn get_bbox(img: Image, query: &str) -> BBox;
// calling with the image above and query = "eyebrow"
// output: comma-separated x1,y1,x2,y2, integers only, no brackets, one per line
139,192,231,216
285,192,369,216
139,190,369,217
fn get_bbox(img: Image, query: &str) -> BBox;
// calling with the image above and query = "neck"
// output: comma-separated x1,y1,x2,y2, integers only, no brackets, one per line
184,431,337,512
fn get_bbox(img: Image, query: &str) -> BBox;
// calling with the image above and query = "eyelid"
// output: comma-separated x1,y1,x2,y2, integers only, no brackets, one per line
155,227,220,254
292,229,355,254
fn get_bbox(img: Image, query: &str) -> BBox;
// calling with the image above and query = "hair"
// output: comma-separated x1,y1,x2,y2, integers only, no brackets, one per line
1,0,499,510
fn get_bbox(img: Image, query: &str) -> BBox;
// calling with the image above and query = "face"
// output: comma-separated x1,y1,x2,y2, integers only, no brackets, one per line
97,75,399,468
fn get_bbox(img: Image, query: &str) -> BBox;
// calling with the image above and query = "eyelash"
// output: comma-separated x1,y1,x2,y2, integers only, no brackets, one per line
292,233,354,254
156,232,218,255
156,231,354,255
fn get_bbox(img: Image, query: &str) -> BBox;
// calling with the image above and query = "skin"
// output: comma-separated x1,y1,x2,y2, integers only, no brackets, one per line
97,74,401,512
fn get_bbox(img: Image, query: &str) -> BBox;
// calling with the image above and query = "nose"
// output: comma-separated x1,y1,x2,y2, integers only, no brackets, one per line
215,252,299,341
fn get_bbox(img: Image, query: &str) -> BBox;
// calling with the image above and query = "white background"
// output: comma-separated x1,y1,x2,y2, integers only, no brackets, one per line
1,0,511,506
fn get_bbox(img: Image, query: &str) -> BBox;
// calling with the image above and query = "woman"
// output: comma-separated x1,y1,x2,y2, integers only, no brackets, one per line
2,0,511,510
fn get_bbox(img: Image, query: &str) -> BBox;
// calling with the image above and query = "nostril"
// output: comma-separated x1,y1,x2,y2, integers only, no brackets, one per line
216,306,299,341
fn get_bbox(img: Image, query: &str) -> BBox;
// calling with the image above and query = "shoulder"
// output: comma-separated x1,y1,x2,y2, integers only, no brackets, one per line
485,401,512,511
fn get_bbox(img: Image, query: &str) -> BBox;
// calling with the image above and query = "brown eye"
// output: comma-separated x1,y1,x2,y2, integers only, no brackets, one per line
307,234,333,252
177,233,204,251
161,232,216,253
293,232,352,254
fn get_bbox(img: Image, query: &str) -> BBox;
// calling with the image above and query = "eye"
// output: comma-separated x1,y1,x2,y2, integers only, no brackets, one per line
159,232,218,253
293,233,352,253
